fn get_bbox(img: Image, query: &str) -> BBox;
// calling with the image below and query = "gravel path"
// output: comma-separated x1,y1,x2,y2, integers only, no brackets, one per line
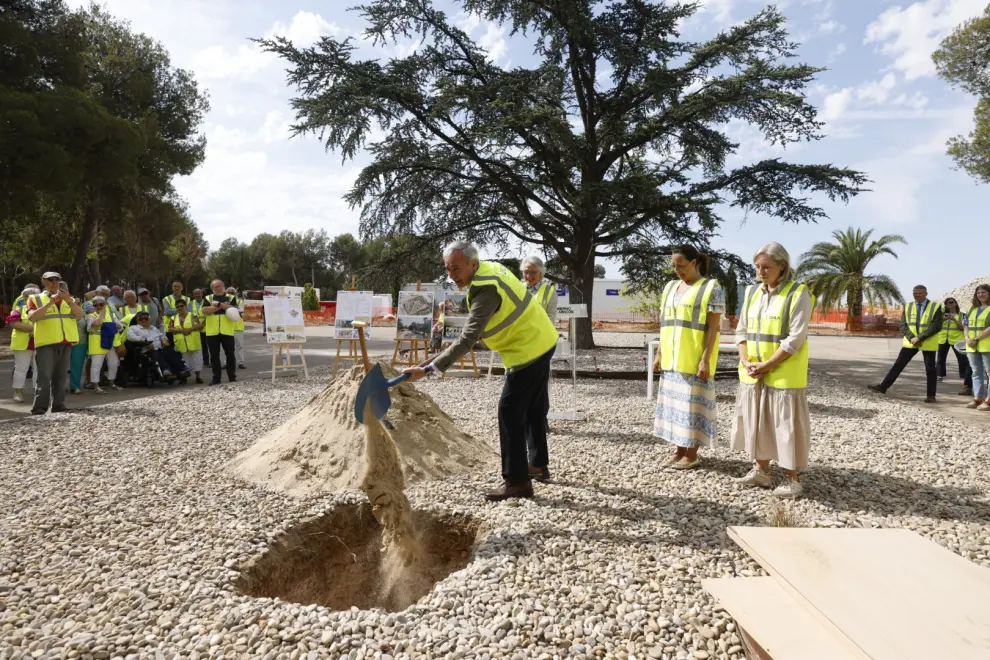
2,360,989,659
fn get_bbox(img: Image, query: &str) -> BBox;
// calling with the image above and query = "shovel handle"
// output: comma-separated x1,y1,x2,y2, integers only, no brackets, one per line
387,373,411,387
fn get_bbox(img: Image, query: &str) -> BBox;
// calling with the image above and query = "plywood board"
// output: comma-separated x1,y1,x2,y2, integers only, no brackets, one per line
703,577,857,660
728,527,990,660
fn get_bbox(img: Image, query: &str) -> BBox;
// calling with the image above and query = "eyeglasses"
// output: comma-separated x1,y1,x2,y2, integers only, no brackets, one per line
95,303,105,307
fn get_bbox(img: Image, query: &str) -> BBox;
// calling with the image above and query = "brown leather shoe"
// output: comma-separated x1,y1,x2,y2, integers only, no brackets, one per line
485,480,534,502
528,465,551,482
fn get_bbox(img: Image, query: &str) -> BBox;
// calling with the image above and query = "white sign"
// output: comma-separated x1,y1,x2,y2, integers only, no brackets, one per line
263,287,306,344
556,304,588,319
335,290,374,339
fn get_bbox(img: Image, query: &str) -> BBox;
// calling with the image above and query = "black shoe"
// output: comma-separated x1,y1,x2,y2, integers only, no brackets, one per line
209,380,221,386
31,409,45,416
195,377,204,384
485,480,534,502
529,465,551,482
238,364,246,370
924,396,936,403
229,377,236,383
867,384,887,395
179,370,191,379
51,406,69,413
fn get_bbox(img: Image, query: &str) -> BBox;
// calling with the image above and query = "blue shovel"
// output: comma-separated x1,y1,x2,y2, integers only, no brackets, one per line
354,363,411,429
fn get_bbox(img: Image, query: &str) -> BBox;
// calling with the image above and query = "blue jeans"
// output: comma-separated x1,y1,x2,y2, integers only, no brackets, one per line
967,351,990,398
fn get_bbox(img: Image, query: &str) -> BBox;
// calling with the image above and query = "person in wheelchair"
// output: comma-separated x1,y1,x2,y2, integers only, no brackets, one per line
125,311,190,382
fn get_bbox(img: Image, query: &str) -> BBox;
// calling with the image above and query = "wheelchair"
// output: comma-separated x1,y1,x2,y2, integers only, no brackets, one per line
116,341,190,388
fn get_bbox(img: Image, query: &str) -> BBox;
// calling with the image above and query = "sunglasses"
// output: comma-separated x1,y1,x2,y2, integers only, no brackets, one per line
95,303,106,307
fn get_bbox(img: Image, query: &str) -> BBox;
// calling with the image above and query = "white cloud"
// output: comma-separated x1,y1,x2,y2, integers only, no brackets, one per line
892,92,930,109
821,88,853,121
827,42,847,62
856,73,898,105
697,0,736,25
864,0,988,79
267,10,342,46
478,23,508,63
191,43,274,82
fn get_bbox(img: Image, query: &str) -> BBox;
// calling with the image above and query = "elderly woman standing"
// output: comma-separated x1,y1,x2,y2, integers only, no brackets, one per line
652,245,724,469
521,256,558,323
7,285,39,402
86,296,123,393
732,242,813,498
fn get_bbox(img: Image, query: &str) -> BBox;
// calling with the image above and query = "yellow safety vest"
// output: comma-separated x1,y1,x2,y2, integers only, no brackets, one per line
164,294,191,313
534,280,554,312
87,307,123,355
10,298,32,351
738,281,810,389
204,294,237,337
939,312,964,345
659,278,720,376
966,306,990,353
190,299,205,323
903,301,941,351
166,313,202,352
30,293,80,347
468,261,558,369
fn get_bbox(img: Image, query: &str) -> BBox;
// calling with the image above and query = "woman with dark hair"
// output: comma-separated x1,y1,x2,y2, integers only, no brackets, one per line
964,284,990,410
651,245,724,470
937,297,972,396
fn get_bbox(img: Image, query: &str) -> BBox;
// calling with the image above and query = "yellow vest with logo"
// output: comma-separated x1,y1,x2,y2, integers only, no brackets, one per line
939,312,964,345
467,262,558,369
966,306,990,352
903,301,941,351
10,298,32,351
31,293,80,347
87,307,123,354
738,281,810,389
166,313,202,352
659,278,720,376
204,294,237,336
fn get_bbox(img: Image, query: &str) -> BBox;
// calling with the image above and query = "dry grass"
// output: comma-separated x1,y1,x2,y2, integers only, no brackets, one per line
767,501,803,528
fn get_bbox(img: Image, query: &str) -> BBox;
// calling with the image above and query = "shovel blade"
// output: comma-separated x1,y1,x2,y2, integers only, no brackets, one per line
354,363,393,424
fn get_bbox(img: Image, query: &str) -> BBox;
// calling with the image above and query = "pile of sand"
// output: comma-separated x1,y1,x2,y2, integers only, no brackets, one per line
938,275,990,311
226,363,494,497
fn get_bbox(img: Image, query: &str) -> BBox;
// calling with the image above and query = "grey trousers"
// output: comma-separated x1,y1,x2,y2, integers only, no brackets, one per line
33,343,72,414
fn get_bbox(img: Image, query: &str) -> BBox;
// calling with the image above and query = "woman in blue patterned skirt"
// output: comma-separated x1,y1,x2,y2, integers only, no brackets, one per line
651,245,724,469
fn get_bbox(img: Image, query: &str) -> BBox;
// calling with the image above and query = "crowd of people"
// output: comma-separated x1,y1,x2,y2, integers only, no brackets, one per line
6,274,248,415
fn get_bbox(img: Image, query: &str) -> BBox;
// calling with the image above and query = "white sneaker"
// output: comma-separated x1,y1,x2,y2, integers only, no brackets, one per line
735,467,773,488
93,386,105,394
774,480,803,499
12,389,23,403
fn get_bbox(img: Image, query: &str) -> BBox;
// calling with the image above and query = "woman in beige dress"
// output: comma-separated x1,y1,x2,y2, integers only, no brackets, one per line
732,242,812,499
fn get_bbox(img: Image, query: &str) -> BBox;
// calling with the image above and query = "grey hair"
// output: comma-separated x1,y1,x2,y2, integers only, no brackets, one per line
754,242,794,283
124,289,136,298
92,296,106,305
96,285,110,293
22,286,39,296
521,255,545,273
442,241,479,262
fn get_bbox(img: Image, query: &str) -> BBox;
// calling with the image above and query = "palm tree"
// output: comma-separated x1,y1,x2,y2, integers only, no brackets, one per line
796,227,906,330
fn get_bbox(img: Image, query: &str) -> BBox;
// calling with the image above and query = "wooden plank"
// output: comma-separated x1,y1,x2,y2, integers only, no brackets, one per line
727,527,990,660
702,578,857,660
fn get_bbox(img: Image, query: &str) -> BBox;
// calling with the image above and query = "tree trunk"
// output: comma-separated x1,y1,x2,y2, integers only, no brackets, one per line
570,258,597,350
291,266,298,287
89,257,101,288
848,280,864,332
68,197,100,294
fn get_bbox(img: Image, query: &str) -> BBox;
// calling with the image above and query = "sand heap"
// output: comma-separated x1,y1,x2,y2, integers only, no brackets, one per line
938,274,990,311
226,363,494,497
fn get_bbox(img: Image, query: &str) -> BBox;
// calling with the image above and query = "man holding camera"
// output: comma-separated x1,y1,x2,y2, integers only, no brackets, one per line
26,271,84,415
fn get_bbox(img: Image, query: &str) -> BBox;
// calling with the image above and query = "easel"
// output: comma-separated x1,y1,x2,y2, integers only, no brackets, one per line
548,304,587,421
271,342,309,384
391,280,431,368
332,276,362,377
439,339,480,378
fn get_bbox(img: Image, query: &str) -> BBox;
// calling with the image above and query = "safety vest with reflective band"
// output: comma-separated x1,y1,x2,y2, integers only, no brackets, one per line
534,281,555,313
165,313,202,352
966,306,990,353
738,281,810,389
658,278,720,376
164,294,191,313
204,294,237,336
87,307,123,355
30,293,80,347
903,301,941,351
467,262,558,369
10,298,32,351
939,312,965,345
190,299,205,325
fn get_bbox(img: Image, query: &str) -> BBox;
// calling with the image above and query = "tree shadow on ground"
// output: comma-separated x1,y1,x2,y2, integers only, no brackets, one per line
700,455,990,524
807,402,878,420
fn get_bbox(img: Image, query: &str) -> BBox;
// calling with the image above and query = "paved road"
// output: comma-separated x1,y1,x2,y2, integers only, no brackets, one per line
0,325,398,419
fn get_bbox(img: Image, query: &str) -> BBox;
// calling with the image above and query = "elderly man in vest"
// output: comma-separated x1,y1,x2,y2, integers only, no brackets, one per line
521,255,558,323
403,242,559,501
202,279,238,385
26,271,83,415
869,285,943,403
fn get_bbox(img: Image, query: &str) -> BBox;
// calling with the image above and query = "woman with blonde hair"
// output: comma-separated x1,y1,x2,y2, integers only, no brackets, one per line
732,242,813,498
651,245,724,470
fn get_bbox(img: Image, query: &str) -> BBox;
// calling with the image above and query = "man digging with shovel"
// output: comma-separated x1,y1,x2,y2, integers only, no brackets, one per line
402,241,559,501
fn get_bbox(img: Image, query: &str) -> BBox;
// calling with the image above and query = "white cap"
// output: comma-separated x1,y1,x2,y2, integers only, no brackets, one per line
42,271,61,280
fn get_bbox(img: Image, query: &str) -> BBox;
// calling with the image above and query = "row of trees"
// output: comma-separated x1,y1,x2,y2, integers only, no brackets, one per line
0,0,210,305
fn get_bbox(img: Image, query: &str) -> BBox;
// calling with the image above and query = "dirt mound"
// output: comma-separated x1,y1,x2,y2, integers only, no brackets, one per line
938,275,990,311
226,363,493,497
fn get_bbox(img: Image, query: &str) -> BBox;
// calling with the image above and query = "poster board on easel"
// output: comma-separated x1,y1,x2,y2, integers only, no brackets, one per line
392,286,434,367
263,286,309,383
333,287,374,376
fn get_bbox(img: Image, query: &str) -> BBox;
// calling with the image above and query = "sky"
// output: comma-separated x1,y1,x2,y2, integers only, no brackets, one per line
69,0,990,298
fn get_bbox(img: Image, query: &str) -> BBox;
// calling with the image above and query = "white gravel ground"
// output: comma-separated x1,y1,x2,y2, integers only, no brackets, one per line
2,346,990,660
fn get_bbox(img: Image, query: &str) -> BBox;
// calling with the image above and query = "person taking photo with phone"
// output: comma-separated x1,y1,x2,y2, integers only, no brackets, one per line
26,272,83,415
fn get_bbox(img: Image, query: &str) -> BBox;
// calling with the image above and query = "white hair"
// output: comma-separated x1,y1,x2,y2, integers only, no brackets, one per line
754,242,794,283
124,289,136,298
442,241,479,263
92,296,106,305
521,255,545,273
22,286,39,296
96,285,110,293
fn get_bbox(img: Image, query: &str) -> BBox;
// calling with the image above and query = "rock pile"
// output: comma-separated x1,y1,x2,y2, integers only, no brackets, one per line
938,274,990,310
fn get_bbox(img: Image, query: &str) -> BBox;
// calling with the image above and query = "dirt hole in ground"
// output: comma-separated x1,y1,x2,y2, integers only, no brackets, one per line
235,503,482,612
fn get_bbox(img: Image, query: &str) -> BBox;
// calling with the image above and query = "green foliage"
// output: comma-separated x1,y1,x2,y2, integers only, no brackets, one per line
933,5,990,183
493,258,522,280
301,283,320,311
796,227,905,325
722,265,739,317
626,289,665,329
260,0,867,347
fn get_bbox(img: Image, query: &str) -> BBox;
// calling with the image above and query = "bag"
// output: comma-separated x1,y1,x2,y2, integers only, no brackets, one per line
100,322,118,350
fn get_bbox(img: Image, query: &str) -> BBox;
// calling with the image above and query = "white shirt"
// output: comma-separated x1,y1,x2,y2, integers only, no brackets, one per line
127,324,167,349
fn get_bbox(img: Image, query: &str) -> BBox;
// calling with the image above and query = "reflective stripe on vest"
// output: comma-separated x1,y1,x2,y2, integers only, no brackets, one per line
537,281,554,311
903,301,941,351
658,278,720,376
939,312,964,345
31,293,80,347
468,262,558,369
738,281,810,389
204,295,236,336
967,307,990,353
167,314,202,352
